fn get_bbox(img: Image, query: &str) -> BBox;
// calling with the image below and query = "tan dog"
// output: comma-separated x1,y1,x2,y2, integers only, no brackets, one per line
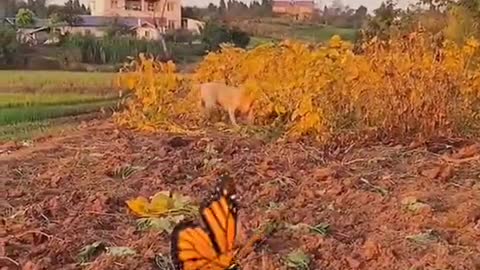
199,82,254,126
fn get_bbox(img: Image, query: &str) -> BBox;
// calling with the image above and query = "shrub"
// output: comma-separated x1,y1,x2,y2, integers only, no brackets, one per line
230,27,251,48
201,21,232,50
16,8,35,28
201,21,250,50
114,54,188,132
0,27,18,65
117,33,480,144
165,29,198,43
62,34,166,64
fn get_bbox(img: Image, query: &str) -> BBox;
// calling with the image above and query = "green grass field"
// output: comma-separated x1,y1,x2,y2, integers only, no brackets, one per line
237,19,359,45
291,25,358,42
0,71,118,94
0,98,118,125
0,113,102,141
248,36,279,49
0,71,120,141
0,93,112,108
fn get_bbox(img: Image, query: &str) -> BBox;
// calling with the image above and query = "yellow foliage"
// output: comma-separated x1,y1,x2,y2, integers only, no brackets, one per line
126,191,196,218
114,54,198,132
116,34,480,142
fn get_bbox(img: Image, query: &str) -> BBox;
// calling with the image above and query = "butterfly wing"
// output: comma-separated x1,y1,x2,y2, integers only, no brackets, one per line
171,221,233,270
171,177,239,270
200,176,238,255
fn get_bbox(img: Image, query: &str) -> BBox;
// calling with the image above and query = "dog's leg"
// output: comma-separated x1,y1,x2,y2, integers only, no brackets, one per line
246,108,255,125
228,108,239,127
200,100,214,124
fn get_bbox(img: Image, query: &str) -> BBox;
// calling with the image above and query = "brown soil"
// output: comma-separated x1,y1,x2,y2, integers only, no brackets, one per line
1,119,480,270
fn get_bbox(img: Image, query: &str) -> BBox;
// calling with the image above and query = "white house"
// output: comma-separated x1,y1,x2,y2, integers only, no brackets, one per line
181,17,204,34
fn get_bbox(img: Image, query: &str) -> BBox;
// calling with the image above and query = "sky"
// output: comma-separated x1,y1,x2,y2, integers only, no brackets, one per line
47,0,416,12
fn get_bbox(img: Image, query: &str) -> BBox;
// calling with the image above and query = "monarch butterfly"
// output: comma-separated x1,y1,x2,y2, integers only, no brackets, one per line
171,176,239,270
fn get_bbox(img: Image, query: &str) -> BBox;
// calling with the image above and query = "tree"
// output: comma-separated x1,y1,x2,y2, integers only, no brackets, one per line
149,0,171,60
207,3,218,13
6,0,19,17
260,0,273,16
49,0,87,26
0,26,18,65
16,8,35,28
47,4,64,17
201,20,231,50
418,0,452,10
219,0,227,15
73,0,82,10
330,0,344,13
363,0,402,40
106,17,134,37
26,0,47,18
352,5,368,28
230,27,250,47
201,20,250,50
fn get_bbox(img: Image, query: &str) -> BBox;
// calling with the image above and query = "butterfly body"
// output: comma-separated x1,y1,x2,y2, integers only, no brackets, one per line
171,177,239,270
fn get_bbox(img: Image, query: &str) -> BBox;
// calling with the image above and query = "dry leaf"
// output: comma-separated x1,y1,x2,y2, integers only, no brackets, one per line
126,196,151,217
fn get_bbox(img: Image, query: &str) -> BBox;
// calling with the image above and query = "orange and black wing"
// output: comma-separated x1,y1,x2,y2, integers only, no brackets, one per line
171,177,239,270
200,176,238,256
171,221,235,270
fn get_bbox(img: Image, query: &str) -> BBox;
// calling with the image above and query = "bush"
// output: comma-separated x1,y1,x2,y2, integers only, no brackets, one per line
62,34,166,64
165,29,198,43
0,27,18,65
114,54,186,132
16,8,35,28
201,21,250,50
230,27,251,48
117,33,480,144
201,21,232,50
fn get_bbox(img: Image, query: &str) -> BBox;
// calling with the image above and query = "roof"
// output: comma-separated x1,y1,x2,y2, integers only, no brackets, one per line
273,0,315,8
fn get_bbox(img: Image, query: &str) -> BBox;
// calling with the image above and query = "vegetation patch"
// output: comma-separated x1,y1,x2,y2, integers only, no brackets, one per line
116,33,480,144
0,70,118,94
0,99,117,125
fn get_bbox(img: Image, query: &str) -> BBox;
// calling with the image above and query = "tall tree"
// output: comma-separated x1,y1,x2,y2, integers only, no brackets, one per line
352,5,368,28
260,0,272,16
26,0,47,18
6,0,18,16
51,0,85,26
207,3,218,12
363,0,401,40
219,0,227,15
330,0,344,13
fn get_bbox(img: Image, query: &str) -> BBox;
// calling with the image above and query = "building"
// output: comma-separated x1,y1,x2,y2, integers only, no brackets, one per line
89,0,181,30
58,15,165,40
272,0,316,20
180,17,204,35
10,0,202,44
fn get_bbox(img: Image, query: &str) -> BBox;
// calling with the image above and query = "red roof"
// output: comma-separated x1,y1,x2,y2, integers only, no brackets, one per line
273,0,315,8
